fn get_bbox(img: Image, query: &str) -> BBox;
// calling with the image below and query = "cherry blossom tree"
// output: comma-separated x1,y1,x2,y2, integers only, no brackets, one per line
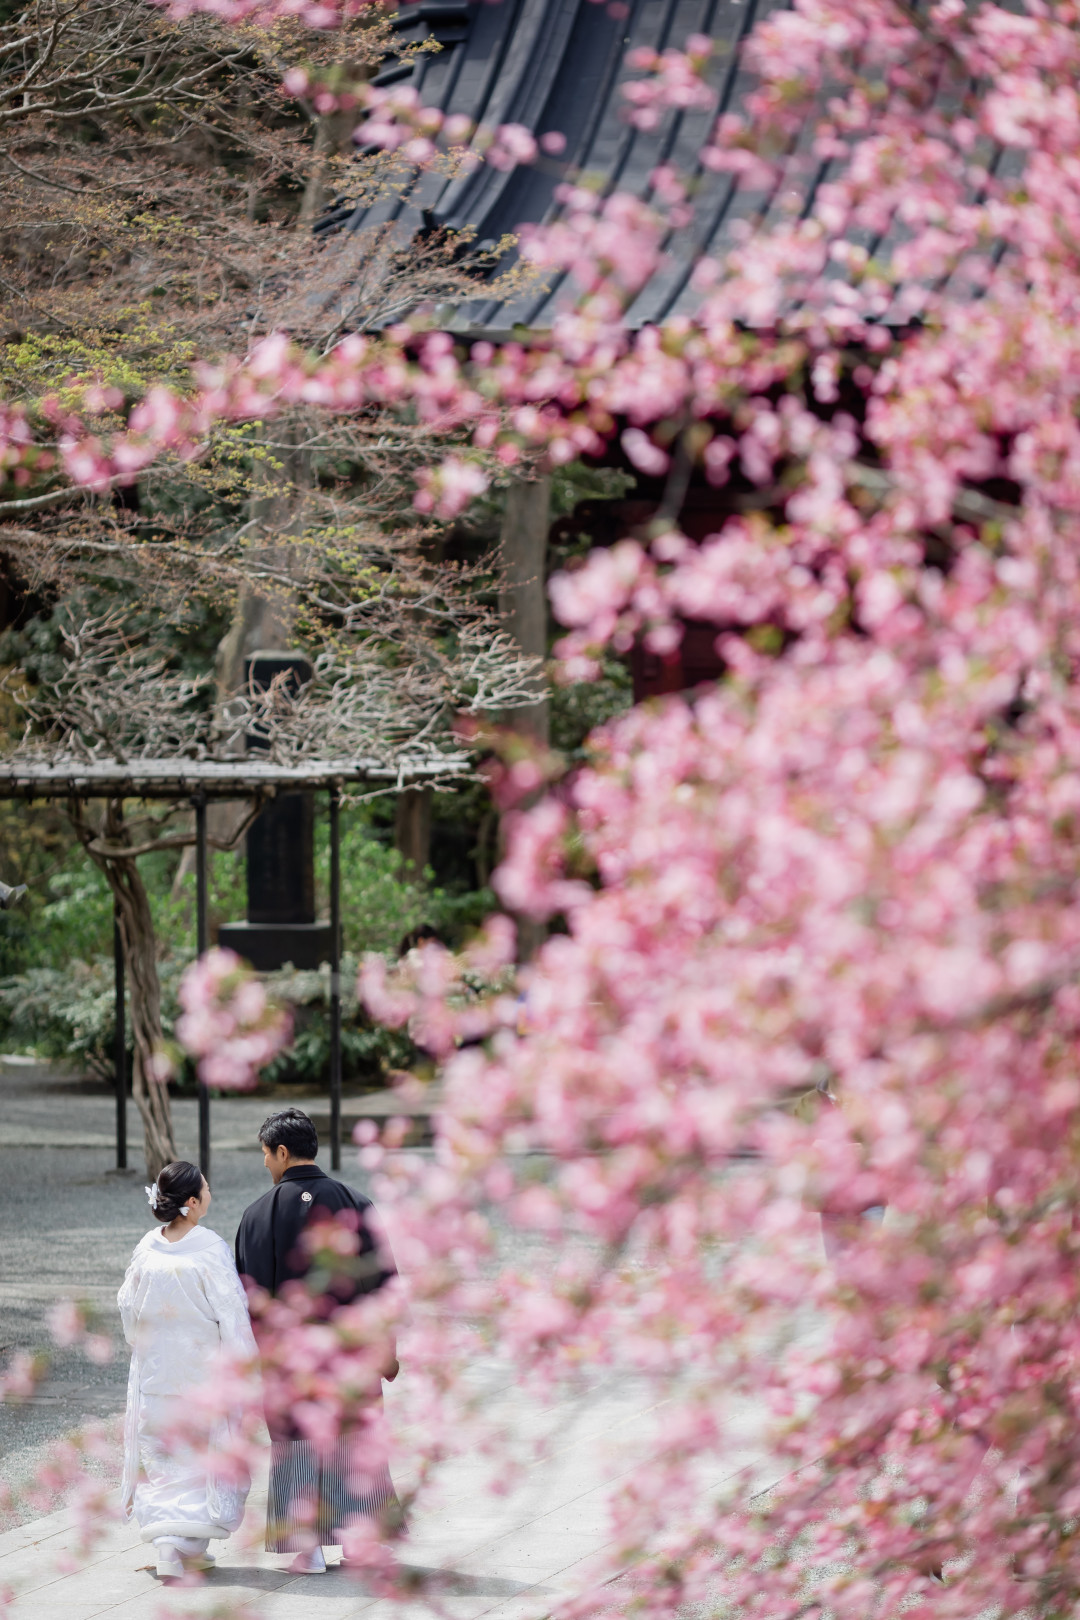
8,0,1080,1615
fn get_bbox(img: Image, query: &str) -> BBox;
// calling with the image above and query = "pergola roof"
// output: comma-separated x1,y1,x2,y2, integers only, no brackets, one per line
0,754,469,799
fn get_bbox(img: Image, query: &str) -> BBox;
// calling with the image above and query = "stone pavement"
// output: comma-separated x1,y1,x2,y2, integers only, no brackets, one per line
0,1362,773,1620
0,1055,435,1153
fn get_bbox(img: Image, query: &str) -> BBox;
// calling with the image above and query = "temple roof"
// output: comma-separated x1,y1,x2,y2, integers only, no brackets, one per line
322,0,777,334
320,0,1014,337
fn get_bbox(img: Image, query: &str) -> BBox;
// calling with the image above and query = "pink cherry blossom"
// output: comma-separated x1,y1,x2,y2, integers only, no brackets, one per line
176,947,291,1090
412,454,489,517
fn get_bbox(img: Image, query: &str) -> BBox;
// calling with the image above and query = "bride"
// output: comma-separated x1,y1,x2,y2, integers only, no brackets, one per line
118,1160,258,1580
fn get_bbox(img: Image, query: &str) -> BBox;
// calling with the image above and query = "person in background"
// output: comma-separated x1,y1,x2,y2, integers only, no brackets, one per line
235,1106,401,1575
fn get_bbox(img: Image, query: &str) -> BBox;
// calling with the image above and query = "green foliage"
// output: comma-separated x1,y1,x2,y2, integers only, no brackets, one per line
0,585,231,691
0,948,416,1089
549,657,634,759
0,959,117,1078
0,805,494,1085
315,820,495,956
548,462,635,523
260,956,417,1086
0,316,198,414
25,863,115,966
0,801,73,974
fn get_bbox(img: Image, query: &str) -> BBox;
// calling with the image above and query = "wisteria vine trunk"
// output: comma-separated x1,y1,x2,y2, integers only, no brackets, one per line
71,799,176,1178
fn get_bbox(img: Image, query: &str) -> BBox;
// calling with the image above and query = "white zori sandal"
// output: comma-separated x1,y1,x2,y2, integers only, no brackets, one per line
155,1546,185,1580
288,1547,328,1574
184,1550,217,1572
154,1540,216,1578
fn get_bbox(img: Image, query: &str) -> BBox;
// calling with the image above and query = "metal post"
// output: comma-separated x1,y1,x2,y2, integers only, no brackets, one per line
114,909,127,1171
194,793,210,1181
329,783,342,1172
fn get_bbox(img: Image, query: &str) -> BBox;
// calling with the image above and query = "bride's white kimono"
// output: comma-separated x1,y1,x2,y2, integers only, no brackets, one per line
118,1225,258,1544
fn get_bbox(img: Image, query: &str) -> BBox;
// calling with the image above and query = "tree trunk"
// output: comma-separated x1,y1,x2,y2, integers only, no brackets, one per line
298,109,353,227
395,786,432,880
171,503,301,894
73,800,177,1178
498,473,551,745
296,60,371,227
497,474,552,959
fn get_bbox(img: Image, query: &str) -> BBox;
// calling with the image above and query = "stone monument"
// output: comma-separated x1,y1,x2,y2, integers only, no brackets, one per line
218,651,333,970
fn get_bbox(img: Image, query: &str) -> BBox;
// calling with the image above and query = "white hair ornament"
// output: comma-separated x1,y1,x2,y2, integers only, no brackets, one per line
146,1181,194,1219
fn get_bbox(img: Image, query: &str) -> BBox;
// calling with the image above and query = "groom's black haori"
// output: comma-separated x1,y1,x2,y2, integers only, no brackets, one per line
236,1107,401,1554
235,1162,393,1301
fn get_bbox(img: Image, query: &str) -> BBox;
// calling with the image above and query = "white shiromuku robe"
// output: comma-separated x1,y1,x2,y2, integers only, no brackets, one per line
118,1224,258,1543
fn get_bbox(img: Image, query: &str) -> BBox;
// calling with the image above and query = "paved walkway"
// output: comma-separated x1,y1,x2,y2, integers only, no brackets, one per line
0,1365,772,1620
0,1055,436,1152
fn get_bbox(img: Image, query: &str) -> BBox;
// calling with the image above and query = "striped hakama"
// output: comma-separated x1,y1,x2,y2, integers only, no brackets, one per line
265,1431,402,1552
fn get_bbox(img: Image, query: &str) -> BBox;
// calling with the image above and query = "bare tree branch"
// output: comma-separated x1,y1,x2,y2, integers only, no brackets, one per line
1,608,545,772
82,798,265,858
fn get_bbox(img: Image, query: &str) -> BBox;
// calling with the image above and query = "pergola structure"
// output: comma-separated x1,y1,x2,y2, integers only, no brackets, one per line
0,753,466,1177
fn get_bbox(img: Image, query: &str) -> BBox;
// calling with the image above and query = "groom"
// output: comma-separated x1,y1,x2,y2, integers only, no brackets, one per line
236,1106,400,1575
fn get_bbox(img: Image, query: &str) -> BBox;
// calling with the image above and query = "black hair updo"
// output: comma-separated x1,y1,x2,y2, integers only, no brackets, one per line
151,1160,203,1223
